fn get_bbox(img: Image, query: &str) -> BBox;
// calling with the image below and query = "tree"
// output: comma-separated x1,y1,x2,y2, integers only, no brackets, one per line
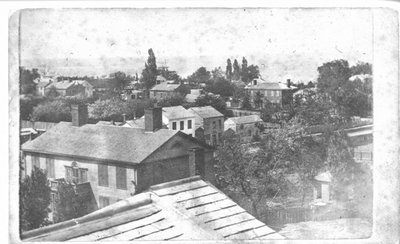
110,71,129,90
241,93,252,109
241,57,248,83
140,48,158,90
350,62,372,76
226,59,233,81
232,59,241,80
187,67,211,85
253,91,263,109
53,181,92,223
194,93,228,116
20,167,51,231
205,77,234,97
89,98,128,122
45,86,60,98
31,99,72,123
20,95,47,121
20,67,40,95
211,67,225,79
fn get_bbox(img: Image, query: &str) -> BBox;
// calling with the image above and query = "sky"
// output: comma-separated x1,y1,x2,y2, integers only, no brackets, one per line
19,8,373,82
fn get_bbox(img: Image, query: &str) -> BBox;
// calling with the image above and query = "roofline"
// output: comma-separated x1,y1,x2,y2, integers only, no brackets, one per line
176,131,215,150
149,176,201,191
21,149,141,166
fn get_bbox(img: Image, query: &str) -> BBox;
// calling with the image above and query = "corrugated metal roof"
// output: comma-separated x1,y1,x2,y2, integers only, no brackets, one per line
22,177,283,241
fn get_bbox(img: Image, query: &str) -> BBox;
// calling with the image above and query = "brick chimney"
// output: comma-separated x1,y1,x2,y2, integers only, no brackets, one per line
71,104,88,127
189,148,205,177
286,79,291,88
144,107,163,132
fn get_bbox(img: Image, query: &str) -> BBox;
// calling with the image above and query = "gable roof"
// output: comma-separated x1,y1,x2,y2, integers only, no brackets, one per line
245,82,293,90
22,177,283,241
189,106,224,119
226,115,263,125
162,106,196,120
150,83,181,91
87,79,116,89
48,80,75,90
37,81,52,88
21,122,180,164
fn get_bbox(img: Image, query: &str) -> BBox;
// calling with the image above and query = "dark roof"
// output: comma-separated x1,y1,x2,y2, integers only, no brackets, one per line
21,122,179,164
22,177,283,241
189,106,223,119
150,83,181,91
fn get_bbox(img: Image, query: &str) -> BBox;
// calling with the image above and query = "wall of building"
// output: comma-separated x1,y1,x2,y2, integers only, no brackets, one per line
202,117,224,145
167,117,195,137
150,91,178,100
247,89,283,106
24,153,137,207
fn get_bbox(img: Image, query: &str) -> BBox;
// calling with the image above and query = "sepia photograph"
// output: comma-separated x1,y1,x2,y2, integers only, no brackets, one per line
6,4,399,243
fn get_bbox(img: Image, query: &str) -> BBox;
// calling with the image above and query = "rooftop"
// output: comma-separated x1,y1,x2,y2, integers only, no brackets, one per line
162,106,196,120
48,80,75,90
21,122,179,164
189,106,223,119
245,81,295,90
150,82,181,91
22,177,283,241
226,115,263,125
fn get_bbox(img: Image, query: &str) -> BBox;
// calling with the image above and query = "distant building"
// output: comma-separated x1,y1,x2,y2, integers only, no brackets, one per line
36,77,55,96
312,171,332,205
149,75,184,100
46,80,93,97
224,115,263,142
21,176,283,241
189,106,224,146
162,106,196,136
245,78,297,107
346,124,373,164
21,105,215,210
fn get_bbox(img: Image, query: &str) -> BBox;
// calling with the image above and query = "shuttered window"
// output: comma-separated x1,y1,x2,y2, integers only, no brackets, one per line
32,155,40,169
46,158,55,178
172,122,177,130
188,120,192,129
180,121,184,130
98,164,109,187
116,166,127,190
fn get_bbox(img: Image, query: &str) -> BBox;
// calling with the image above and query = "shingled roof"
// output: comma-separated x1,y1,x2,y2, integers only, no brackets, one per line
22,177,284,241
21,122,179,164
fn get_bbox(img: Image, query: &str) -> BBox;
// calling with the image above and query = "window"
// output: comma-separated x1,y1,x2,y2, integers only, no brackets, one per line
116,166,127,190
188,120,192,129
212,121,216,130
99,196,110,208
180,121,184,130
316,185,322,199
172,122,177,130
46,158,55,178
218,120,222,129
98,164,109,187
239,124,244,130
65,164,88,184
32,155,40,169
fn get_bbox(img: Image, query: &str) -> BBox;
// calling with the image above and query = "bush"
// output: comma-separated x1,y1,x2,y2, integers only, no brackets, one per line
31,99,71,123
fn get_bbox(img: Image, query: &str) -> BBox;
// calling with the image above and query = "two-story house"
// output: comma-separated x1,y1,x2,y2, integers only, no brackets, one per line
224,115,263,142
162,106,196,137
45,80,93,97
189,106,224,146
245,78,296,107
21,105,215,210
149,75,184,101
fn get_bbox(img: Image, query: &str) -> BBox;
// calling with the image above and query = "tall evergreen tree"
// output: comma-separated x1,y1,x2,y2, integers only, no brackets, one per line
140,48,158,90
226,59,233,81
241,57,248,82
20,167,51,232
232,59,241,80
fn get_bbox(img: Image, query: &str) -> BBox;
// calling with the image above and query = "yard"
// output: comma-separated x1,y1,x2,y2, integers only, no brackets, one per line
278,218,372,239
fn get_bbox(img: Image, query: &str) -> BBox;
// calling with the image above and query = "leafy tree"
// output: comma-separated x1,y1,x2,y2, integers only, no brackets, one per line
232,59,241,80
241,93,252,109
205,77,234,97
241,57,248,83
126,99,155,119
89,98,128,122
110,71,130,90
253,91,263,109
187,67,211,85
45,86,60,98
350,62,372,76
20,167,51,231
20,67,40,95
20,95,47,121
194,93,228,116
226,59,233,81
243,65,260,84
53,181,93,223
31,99,72,123
141,48,158,90
211,67,225,79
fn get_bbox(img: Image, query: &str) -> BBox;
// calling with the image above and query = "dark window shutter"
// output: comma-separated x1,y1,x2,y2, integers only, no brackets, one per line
98,164,109,187
116,166,127,190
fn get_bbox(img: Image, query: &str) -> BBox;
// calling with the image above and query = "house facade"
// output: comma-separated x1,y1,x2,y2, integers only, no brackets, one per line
346,125,373,164
245,78,296,108
45,80,93,97
21,105,214,210
189,106,224,146
162,106,196,137
224,115,263,142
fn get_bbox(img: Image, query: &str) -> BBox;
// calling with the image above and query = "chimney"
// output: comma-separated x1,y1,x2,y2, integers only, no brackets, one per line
253,79,257,86
122,113,126,123
71,104,88,127
144,107,163,132
287,79,291,88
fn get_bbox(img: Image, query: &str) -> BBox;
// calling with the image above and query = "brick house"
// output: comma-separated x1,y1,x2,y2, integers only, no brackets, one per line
21,105,215,209
189,106,224,146
244,78,296,107
224,115,263,143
